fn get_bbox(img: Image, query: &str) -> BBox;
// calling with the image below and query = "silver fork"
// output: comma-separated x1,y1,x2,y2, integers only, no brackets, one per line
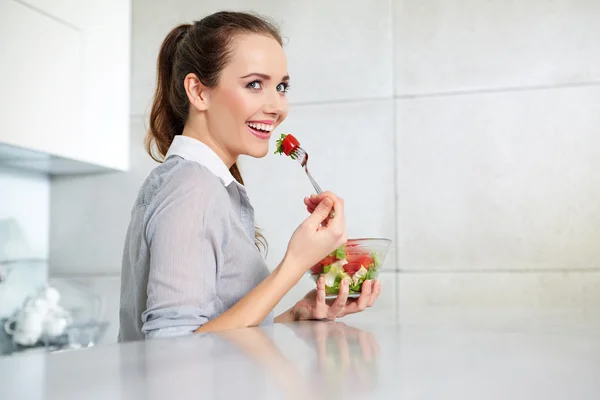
290,146,323,194
291,146,337,219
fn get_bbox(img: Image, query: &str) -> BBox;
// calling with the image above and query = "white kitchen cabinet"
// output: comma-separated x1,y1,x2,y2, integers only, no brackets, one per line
0,0,130,174
0,0,84,164
79,0,131,171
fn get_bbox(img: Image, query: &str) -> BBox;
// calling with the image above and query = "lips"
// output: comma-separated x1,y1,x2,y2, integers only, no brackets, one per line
246,120,275,140
246,124,272,140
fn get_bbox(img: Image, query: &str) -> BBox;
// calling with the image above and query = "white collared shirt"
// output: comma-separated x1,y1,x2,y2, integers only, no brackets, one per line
118,135,273,342
165,135,234,186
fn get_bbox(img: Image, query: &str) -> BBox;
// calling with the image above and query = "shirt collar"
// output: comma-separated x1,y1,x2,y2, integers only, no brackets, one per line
165,135,235,186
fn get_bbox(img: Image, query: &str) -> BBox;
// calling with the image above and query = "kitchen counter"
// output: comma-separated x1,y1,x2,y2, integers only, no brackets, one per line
1,310,599,399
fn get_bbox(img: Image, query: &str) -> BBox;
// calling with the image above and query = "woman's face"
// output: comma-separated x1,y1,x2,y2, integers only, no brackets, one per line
205,33,290,163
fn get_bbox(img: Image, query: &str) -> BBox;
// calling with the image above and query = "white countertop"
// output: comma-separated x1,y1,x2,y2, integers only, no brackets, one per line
1,310,599,400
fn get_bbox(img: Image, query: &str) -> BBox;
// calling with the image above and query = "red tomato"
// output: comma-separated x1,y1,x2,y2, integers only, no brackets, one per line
346,254,374,268
310,263,323,274
320,256,336,266
344,244,362,256
343,262,362,275
282,134,300,156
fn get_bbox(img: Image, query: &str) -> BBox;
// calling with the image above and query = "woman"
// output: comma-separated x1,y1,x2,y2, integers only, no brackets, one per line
119,11,380,342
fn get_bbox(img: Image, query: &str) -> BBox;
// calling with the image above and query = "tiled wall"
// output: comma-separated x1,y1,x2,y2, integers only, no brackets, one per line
392,0,600,314
49,0,600,344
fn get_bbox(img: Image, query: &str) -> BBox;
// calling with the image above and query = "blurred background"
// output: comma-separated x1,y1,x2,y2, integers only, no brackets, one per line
1,0,599,347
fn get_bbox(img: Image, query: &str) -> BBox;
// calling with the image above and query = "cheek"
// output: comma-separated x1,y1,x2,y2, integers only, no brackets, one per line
219,87,257,120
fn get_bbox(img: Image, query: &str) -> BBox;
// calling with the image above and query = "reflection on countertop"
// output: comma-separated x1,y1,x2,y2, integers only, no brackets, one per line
0,310,599,400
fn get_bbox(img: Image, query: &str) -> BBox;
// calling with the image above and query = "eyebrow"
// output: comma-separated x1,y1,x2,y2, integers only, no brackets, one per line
240,72,290,81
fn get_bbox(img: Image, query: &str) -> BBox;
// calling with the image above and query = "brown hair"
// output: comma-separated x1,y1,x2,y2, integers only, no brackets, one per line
146,11,282,253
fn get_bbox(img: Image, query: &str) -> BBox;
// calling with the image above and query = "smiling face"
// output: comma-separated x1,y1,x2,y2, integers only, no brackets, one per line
197,33,290,164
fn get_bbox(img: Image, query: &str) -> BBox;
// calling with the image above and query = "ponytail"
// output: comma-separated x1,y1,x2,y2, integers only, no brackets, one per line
146,24,191,162
229,163,244,185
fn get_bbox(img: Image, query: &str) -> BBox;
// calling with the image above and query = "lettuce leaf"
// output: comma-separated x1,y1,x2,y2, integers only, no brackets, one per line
330,246,346,260
274,133,286,155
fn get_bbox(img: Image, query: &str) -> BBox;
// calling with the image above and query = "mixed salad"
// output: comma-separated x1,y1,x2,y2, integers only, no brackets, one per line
310,244,381,295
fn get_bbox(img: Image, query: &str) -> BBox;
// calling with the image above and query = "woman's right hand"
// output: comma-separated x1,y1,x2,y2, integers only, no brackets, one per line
284,192,347,274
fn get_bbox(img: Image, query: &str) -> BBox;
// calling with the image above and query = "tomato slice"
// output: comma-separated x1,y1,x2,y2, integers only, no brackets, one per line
282,134,300,156
346,254,374,268
343,262,362,275
310,263,323,274
320,255,336,266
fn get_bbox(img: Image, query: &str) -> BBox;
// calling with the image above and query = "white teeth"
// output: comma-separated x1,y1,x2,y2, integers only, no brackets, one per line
247,122,273,132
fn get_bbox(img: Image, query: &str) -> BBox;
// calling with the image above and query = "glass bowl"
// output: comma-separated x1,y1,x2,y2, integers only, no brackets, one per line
308,238,392,299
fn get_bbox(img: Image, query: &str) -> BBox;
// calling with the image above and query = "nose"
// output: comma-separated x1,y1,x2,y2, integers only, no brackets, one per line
262,89,287,117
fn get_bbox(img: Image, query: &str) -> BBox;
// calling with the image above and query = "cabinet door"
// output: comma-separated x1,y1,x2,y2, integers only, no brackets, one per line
0,0,83,160
79,0,131,171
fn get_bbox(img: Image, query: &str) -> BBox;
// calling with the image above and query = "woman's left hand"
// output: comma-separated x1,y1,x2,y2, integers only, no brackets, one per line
291,276,381,321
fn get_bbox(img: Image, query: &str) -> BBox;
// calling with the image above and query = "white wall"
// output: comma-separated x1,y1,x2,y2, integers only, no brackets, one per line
0,169,49,320
0,168,49,260
393,0,600,316
48,0,600,344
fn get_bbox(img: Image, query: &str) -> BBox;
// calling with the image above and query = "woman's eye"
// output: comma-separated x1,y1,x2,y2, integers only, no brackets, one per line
247,81,262,90
277,82,290,93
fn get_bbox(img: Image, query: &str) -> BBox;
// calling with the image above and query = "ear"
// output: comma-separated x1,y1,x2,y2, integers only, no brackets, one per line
184,73,209,111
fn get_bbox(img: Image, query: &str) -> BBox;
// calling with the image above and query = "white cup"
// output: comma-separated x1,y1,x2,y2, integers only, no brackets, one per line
4,310,45,346
4,286,72,346
43,305,71,337
43,316,68,337
41,286,61,307
27,297,51,316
